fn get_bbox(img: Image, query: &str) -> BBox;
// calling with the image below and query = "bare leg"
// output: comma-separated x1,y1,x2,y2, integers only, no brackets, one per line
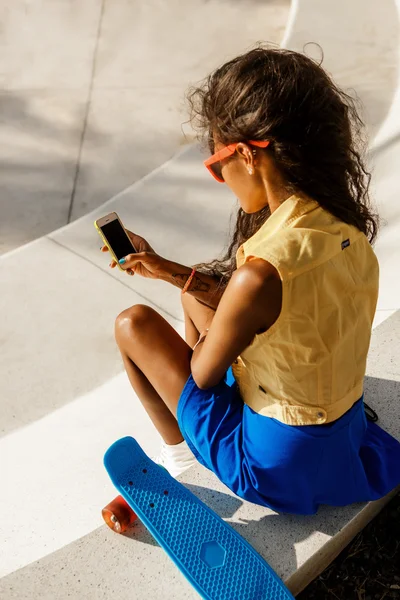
116,305,188,444
118,352,184,444
115,298,215,445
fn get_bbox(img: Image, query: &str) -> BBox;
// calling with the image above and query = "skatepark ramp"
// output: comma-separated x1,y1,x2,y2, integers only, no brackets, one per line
1,0,399,597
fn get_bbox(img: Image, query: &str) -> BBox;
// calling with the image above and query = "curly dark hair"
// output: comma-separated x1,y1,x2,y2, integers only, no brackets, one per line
187,46,379,287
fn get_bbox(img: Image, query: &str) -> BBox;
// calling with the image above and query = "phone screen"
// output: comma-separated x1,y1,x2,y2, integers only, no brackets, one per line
100,220,136,261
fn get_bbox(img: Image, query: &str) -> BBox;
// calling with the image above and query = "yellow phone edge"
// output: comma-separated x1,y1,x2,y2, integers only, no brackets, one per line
94,219,125,271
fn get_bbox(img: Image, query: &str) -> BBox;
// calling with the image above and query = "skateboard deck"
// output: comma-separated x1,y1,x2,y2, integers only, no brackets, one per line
104,436,294,600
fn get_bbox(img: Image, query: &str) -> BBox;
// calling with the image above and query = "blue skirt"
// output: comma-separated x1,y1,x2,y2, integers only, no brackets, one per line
177,368,400,515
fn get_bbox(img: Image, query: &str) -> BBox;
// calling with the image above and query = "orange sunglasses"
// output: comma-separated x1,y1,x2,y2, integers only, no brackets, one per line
204,140,270,182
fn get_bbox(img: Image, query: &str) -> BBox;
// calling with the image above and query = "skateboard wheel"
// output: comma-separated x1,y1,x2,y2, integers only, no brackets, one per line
102,494,137,533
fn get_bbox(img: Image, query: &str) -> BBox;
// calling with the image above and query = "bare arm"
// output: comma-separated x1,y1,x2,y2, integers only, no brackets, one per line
160,259,225,310
190,258,282,389
102,230,225,310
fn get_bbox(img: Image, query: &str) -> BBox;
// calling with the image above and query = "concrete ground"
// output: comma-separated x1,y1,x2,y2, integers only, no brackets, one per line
1,0,400,597
0,0,288,254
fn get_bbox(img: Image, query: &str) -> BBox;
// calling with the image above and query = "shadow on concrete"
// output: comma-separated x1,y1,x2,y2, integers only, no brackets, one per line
119,368,400,577
117,480,364,579
370,130,400,158
0,146,235,439
363,375,400,436
0,90,106,254
0,374,397,593
283,0,399,142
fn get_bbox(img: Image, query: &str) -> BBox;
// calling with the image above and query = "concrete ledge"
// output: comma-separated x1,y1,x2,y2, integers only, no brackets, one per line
286,488,399,596
2,0,400,594
1,311,398,599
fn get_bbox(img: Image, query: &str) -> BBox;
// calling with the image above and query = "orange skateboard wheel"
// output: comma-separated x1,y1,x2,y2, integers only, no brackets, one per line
102,494,137,533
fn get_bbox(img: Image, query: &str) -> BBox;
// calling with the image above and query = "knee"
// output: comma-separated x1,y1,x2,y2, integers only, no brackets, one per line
115,304,156,344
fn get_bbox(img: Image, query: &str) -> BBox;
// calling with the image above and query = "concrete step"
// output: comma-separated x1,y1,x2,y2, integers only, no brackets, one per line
1,311,398,599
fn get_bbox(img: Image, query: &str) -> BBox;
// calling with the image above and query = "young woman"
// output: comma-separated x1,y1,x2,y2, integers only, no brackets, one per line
102,48,400,515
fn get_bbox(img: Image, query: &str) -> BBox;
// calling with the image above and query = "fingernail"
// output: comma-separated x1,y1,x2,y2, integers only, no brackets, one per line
119,258,126,264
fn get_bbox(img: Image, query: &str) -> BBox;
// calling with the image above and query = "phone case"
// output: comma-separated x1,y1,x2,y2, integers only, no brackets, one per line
94,217,127,272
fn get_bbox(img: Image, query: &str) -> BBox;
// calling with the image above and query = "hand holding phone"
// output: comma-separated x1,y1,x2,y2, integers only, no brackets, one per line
95,212,137,271
95,212,166,280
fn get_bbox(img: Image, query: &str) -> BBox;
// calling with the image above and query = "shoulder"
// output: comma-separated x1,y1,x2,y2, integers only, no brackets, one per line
227,258,282,331
232,258,280,290
228,258,281,305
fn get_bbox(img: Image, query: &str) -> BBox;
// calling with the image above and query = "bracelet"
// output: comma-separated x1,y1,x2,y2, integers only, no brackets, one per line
182,268,196,294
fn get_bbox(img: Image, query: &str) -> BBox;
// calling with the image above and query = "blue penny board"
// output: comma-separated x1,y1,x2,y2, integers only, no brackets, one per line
104,436,295,600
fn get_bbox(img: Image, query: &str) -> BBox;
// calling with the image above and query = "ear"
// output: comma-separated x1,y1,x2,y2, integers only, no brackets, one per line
236,143,255,175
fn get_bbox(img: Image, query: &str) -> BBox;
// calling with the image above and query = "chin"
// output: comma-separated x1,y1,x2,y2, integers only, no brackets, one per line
240,205,258,214
237,199,250,213
239,197,269,214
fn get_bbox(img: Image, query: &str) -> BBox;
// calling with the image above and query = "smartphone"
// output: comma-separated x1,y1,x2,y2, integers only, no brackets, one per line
94,212,137,271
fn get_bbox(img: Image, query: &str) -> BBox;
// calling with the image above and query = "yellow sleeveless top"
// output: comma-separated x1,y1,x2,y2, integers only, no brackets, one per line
231,195,379,425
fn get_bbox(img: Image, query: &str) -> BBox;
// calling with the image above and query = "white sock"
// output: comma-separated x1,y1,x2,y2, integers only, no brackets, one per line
153,438,197,478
